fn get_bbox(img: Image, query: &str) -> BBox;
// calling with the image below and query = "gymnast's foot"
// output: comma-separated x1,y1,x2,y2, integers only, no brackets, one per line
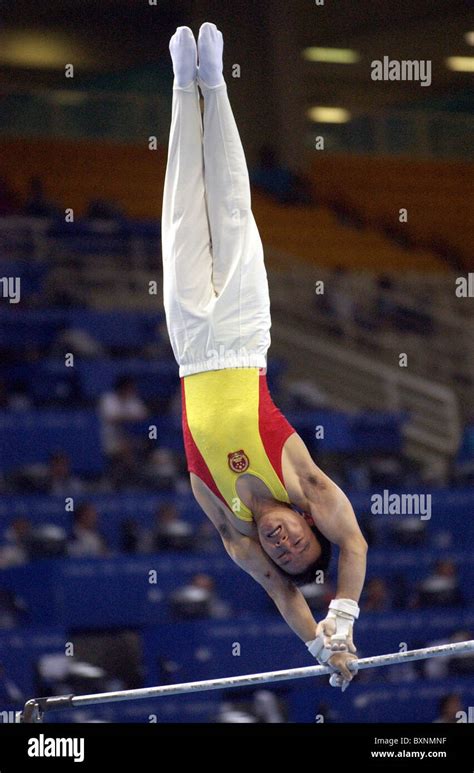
169,26,197,89
197,22,224,88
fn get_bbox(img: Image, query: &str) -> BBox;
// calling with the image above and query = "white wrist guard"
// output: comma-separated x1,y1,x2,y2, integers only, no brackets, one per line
329,598,360,619
326,598,359,644
305,635,333,665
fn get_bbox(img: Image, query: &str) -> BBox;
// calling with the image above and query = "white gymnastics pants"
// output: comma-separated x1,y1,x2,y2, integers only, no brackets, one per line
161,80,271,378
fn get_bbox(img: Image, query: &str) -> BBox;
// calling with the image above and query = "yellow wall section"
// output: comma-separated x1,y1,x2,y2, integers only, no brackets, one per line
0,137,166,219
1,136,464,269
183,368,290,522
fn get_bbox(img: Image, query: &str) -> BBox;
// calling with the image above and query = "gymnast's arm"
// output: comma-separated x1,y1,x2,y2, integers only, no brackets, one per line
284,434,367,603
221,522,320,643
190,476,318,642
226,531,356,680
303,473,367,604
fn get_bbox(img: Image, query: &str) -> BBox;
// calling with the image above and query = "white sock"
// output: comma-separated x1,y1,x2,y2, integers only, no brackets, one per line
197,22,224,88
169,26,197,89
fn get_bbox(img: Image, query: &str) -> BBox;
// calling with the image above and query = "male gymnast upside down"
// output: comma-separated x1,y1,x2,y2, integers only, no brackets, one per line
162,23,368,689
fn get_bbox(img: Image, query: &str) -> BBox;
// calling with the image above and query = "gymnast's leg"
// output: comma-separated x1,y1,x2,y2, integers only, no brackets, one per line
197,22,271,368
161,27,215,373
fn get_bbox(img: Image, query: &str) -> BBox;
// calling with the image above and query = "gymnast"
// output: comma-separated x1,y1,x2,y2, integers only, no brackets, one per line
161,23,368,690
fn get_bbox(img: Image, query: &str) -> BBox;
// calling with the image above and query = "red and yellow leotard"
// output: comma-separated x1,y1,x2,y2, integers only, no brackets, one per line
181,368,296,522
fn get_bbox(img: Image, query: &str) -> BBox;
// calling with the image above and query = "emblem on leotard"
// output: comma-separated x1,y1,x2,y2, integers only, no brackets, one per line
228,450,249,473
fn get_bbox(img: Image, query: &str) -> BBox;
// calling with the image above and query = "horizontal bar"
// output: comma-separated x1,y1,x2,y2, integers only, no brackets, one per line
38,639,474,712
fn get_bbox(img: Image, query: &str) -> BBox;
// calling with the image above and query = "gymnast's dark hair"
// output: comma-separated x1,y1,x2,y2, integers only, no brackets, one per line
279,523,332,588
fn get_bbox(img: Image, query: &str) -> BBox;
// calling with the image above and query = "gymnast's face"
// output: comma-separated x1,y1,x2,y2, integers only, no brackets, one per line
257,505,321,574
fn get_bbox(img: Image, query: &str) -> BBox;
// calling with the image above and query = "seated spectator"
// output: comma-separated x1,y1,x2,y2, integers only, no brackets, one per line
8,452,84,496
68,503,108,558
170,573,230,620
108,438,146,492
51,326,105,359
216,691,287,723
0,517,32,568
27,525,67,560
99,376,148,457
390,517,427,547
46,451,84,496
414,559,463,608
143,447,180,491
369,454,406,488
23,176,61,218
448,630,474,676
433,693,463,723
120,518,141,554
250,145,313,206
424,631,474,680
148,503,194,552
362,577,391,612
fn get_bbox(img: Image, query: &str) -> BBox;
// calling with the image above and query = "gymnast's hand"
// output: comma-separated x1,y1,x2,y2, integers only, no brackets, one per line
316,598,359,654
305,632,359,692
327,650,358,692
315,614,357,654
306,598,360,691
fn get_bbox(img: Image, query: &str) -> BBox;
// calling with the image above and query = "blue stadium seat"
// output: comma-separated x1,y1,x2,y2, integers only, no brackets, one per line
76,359,178,401
0,410,104,474
68,310,156,350
0,309,66,350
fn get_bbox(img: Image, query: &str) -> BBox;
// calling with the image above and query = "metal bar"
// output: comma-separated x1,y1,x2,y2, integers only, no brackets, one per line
28,640,474,716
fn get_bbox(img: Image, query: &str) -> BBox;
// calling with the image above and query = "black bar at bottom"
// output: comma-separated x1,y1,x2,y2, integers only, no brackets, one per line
0,722,471,771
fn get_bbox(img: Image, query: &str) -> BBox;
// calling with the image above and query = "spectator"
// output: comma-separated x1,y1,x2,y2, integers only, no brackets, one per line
170,573,230,620
120,518,140,554
51,326,105,359
99,376,147,456
447,630,474,676
23,176,61,218
215,701,258,723
390,516,427,547
424,631,474,679
148,503,193,551
108,438,146,492
0,517,32,568
46,451,84,496
414,560,463,608
0,378,30,411
216,691,286,723
362,577,391,612
143,447,180,491
253,690,287,723
68,503,108,558
433,693,463,723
